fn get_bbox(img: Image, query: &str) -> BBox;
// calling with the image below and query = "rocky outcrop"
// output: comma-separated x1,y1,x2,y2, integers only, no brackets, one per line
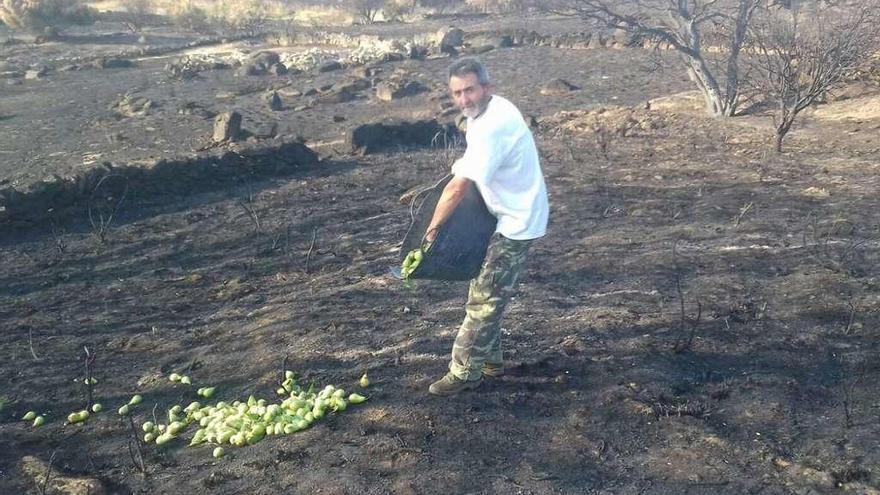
438,27,465,54
112,93,155,117
237,51,285,76
375,80,426,102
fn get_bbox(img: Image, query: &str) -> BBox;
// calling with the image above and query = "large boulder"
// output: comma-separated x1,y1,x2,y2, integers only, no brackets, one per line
25,66,50,80
318,60,343,73
266,91,283,111
251,51,280,68
213,111,242,142
438,27,465,54
268,63,288,76
237,51,281,76
375,80,426,102
609,29,632,48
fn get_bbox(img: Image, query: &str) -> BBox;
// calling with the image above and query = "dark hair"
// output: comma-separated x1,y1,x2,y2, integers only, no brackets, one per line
447,57,490,85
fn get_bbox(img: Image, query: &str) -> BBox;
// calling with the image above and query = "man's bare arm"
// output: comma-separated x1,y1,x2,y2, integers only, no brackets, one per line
425,176,471,243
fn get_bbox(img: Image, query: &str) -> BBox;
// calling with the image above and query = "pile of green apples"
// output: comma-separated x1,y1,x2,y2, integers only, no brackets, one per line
21,371,371,459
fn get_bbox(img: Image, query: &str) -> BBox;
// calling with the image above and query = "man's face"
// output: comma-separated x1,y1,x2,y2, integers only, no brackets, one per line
449,73,492,119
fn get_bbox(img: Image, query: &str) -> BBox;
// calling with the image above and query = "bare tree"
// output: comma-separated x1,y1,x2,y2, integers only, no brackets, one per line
350,0,384,23
544,0,761,118
746,1,880,152
119,0,151,33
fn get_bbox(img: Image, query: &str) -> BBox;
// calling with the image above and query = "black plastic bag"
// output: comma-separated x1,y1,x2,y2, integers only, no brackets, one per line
400,175,497,281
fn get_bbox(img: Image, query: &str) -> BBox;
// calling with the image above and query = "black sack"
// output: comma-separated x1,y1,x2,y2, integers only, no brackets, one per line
400,175,497,281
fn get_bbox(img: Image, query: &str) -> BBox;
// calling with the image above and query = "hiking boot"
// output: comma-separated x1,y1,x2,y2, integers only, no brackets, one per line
428,373,481,396
481,362,504,378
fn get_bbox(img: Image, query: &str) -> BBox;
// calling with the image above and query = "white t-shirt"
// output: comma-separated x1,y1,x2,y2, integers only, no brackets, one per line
451,95,549,240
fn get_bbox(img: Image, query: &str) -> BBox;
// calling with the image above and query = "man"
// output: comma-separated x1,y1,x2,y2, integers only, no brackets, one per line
425,57,549,396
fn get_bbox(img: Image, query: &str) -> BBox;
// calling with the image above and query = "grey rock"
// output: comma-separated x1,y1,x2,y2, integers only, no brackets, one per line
213,111,242,142
25,66,50,80
266,91,283,111
439,27,465,54
318,61,343,73
375,80,426,102
268,63,288,76
112,93,155,117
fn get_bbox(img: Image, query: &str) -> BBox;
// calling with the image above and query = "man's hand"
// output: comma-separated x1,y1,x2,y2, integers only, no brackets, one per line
425,176,471,243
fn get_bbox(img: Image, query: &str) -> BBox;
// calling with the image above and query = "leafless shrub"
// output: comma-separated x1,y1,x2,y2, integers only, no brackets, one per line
746,1,880,152
593,125,610,159
119,0,150,33
28,327,40,360
37,449,58,495
671,239,702,353
651,398,710,419
733,201,753,226
344,0,384,23
801,212,870,277
49,218,67,259
827,351,870,429
168,1,212,33
383,0,415,20
221,0,272,37
238,186,262,233
431,127,465,172
543,0,761,118
88,174,128,245
305,227,318,273
82,346,96,410
270,222,293,253
126,417,147,473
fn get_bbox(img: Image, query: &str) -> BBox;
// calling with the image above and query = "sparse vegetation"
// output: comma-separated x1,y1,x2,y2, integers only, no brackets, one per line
0,0,93,33
746,1,880,152
167,1,211,33
350,0,383,23
118,0,151,33
418,0,463,15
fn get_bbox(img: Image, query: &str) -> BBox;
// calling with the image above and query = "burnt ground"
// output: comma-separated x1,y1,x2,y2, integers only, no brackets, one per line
3,13,880,495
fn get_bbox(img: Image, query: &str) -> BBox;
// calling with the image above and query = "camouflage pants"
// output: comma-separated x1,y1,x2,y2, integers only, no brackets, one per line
449,234,533,381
